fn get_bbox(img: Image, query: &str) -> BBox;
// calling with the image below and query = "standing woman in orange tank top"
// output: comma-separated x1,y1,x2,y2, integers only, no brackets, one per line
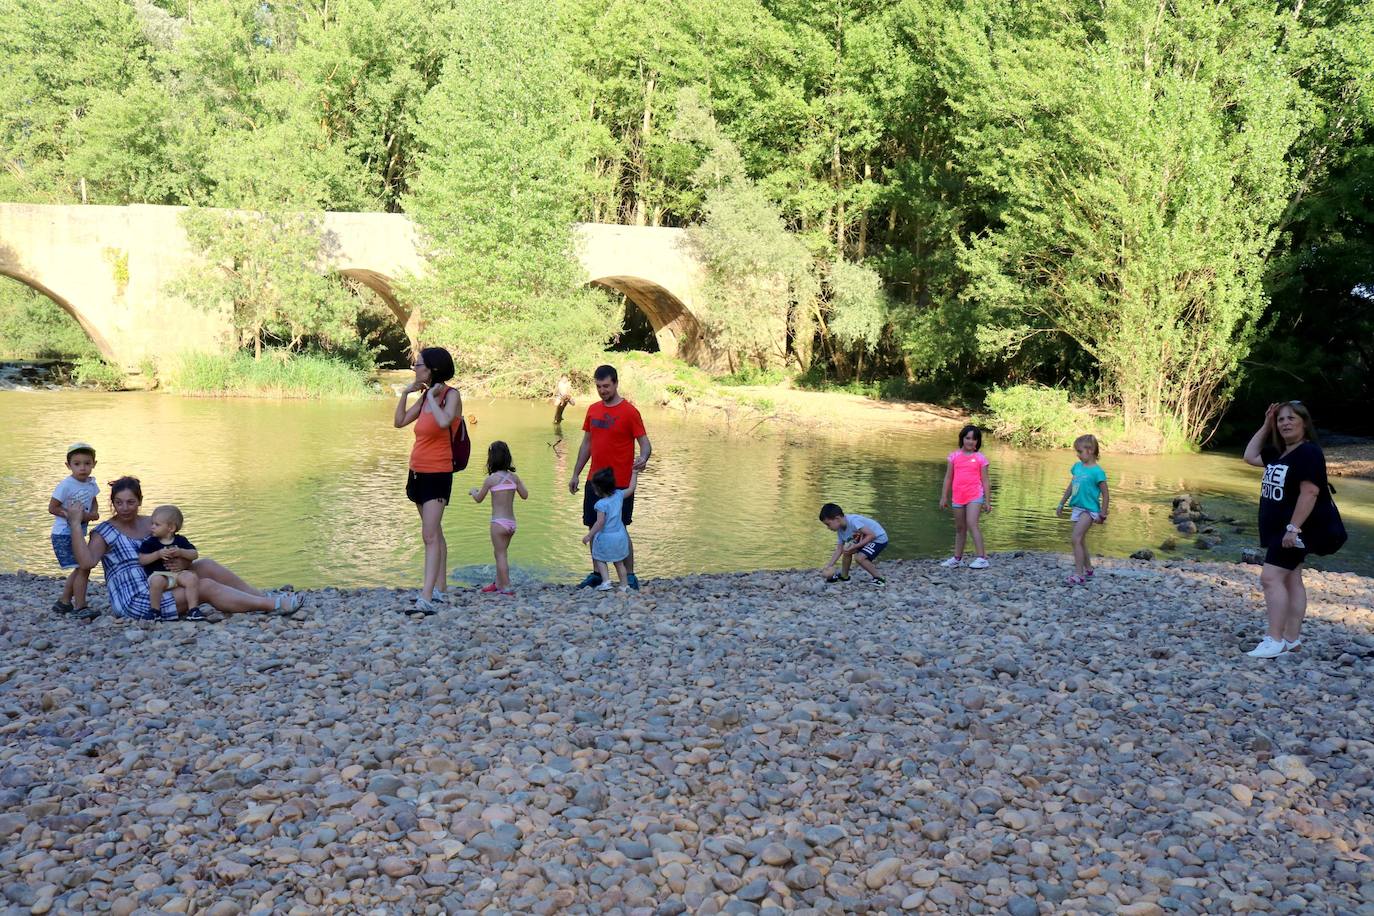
394,347,460,616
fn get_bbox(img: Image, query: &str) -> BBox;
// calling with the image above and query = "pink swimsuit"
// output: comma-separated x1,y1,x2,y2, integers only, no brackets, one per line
490,474,517,532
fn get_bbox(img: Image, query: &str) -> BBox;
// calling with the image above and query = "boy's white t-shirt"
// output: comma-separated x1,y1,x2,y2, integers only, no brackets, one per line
51,475,99,536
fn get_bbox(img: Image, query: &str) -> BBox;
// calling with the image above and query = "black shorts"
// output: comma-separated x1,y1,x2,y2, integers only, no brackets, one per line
583,485,634,528
858,539,889,560
406,470,453,506
1264,542,1308,571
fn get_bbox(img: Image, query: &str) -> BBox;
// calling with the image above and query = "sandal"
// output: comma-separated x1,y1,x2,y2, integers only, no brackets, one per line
1064,575,1086,586
480,583,500,593
273,593,304,615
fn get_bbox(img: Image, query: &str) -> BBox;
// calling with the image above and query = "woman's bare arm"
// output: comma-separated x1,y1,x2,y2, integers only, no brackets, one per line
427,385,460,429
1244,404,1278,467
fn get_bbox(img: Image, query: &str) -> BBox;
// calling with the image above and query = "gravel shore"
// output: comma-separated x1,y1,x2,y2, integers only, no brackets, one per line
2,555,1373,915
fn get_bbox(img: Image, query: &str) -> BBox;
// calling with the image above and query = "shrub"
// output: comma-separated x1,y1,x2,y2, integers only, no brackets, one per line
715,365,790,387
72,357,126,390
980,385,1092,449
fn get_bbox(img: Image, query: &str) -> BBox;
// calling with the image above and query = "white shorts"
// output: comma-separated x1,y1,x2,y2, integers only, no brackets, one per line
1071,508,1102,523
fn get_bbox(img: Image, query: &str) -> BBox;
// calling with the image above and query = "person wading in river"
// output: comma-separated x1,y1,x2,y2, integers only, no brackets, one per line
568,365,651,590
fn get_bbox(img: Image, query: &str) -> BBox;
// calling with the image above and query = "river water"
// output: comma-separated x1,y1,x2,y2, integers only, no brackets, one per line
2,391,1370,588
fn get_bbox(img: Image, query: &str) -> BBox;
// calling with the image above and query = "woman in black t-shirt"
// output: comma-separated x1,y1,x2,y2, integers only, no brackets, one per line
1242,401,1327,659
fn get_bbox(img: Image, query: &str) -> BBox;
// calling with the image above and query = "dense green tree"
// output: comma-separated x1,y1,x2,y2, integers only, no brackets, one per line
402,0,618,389
0,0,1370,441
946,0,1307,446
0,0,156,203
171,208,365,358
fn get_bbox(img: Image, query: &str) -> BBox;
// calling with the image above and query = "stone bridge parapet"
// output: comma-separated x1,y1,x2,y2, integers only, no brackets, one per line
0,203,712,372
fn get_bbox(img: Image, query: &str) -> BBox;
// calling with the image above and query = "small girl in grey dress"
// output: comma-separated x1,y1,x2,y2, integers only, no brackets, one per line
581,466,638,591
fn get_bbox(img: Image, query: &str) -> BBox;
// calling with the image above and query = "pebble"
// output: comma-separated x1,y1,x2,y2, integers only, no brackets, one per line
0,557,1370,912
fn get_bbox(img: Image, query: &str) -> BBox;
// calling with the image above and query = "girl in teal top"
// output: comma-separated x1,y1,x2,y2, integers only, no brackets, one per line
1056,434,1109,586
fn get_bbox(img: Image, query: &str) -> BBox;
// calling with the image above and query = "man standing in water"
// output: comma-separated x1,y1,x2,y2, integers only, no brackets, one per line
569,365,651,589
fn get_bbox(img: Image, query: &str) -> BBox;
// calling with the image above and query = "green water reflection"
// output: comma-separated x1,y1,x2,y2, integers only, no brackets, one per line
2,391,1370,587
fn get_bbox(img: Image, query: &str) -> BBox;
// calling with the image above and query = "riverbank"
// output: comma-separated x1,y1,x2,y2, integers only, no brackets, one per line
1326,441,1374,480
2,555,1372,914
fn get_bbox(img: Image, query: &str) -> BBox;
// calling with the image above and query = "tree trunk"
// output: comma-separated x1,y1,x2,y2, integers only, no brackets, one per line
633,76,656,227
832,134,844,257
857,160,870,259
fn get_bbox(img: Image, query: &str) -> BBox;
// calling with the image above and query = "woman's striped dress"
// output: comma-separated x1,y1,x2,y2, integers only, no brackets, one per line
92,521,179,621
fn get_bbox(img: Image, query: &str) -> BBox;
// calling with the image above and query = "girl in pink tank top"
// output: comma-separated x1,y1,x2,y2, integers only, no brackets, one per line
938,424,992,569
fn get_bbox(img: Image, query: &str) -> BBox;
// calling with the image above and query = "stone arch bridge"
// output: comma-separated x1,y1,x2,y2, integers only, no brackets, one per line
0,203,714,372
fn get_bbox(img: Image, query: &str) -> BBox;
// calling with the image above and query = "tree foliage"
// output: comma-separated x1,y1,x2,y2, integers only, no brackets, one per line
0,0,1370,442
171,208,364,359
400,0,619,390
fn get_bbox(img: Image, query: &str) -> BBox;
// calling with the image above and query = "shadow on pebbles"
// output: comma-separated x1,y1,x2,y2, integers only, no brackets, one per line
1,554,1373,915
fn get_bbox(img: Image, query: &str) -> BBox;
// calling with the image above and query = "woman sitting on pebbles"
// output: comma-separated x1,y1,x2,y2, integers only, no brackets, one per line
63,476,304,621
1243,402,1327,658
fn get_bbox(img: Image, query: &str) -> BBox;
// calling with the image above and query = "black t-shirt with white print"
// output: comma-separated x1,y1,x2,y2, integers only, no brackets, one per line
1258,442,1327,547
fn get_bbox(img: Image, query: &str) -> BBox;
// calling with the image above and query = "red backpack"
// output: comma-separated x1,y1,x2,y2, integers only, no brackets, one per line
436,388,471,472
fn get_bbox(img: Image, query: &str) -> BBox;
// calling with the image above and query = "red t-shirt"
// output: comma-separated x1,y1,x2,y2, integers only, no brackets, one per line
583,399,646,488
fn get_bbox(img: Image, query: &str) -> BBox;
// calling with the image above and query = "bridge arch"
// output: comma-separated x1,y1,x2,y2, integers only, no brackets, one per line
589,275,708,364
0,269,117,362
336,267,420,361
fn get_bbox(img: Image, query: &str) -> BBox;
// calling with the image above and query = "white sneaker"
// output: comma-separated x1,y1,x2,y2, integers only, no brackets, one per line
940,557,964,568
969,557,990,570
595,580,615,591
1284,637,1301,651
1247,636,1287,658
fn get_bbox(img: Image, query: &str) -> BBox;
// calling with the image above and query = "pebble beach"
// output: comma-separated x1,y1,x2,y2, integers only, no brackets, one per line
2,555,1373,915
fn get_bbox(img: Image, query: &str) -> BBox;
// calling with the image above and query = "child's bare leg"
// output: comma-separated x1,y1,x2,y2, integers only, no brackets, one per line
490,525,513,589
841,552,853,577
178,571,200,608
61,571,77,605
613,560,628,585
149,575,166,610
853,554,882,580
953,509,968,558
71,567,90,607
593,560,609,582
1071,515,1093,575
965,504,986,557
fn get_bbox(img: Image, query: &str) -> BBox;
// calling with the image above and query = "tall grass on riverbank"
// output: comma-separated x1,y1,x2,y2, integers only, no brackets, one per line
164,351,377,399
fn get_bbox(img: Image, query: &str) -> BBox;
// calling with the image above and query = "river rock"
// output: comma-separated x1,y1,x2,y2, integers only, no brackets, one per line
0,556,1369,913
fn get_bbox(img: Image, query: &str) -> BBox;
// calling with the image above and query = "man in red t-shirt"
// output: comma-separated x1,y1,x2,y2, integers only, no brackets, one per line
569,364,652,589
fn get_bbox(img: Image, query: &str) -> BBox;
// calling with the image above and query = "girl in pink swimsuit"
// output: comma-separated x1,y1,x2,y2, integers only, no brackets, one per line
470,441,528,594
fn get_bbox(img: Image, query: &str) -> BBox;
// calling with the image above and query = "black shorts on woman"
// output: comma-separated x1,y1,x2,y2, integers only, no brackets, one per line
406,470,453,505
